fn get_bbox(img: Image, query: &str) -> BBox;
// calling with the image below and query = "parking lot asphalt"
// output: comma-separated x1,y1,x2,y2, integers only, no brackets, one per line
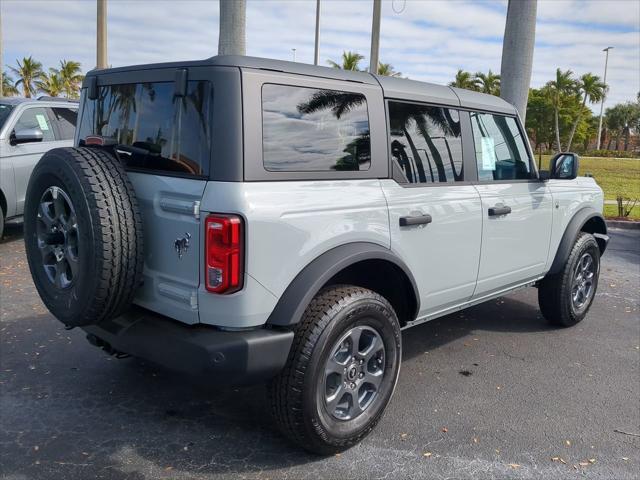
0,224,638,480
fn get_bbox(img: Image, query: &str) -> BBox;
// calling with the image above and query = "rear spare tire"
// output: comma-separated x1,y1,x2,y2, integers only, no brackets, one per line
24,147,143,327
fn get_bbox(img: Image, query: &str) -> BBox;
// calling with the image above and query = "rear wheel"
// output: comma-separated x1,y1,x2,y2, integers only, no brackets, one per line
539,232,600,327
268,285,402,455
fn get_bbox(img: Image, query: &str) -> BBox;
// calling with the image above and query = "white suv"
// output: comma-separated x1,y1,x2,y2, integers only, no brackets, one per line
0,97,78,237
22,56,608,454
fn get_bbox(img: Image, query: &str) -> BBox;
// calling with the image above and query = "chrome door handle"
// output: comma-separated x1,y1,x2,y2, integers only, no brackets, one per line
488,205,512,216
399,214,432,227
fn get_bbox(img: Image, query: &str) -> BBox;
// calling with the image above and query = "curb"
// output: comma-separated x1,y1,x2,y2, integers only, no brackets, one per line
606,220,640,230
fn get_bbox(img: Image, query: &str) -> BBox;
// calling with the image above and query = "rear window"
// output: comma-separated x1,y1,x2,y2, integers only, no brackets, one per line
78,81,211,176
262,84,370,172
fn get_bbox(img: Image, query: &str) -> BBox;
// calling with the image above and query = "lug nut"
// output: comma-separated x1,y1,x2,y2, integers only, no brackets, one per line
359,372,364,378
350,382,356,389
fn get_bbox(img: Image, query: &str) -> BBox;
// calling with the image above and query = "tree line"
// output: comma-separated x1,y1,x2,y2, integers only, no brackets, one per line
3,56,84,99
452,67,639,154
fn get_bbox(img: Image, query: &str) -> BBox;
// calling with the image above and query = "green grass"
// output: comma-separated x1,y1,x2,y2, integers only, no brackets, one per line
603,203,640,221
538,155,640,205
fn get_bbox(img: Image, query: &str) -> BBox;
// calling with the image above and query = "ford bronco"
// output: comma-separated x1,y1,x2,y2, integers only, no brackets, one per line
23,56,608,454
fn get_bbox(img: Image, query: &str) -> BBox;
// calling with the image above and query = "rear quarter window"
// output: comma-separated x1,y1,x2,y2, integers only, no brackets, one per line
262,84,371,172
77,80,212,176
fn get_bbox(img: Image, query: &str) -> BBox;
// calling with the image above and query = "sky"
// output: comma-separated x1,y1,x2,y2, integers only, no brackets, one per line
2,0,639,108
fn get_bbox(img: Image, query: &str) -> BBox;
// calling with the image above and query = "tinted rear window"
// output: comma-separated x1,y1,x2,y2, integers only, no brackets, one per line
78,81,211,176
262,84,370,172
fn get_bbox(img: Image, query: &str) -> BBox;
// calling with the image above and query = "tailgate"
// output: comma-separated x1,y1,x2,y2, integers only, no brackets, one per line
129,172,206,325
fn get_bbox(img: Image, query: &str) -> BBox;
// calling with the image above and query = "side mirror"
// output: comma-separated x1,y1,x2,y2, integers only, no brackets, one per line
11,128,44,145
550,152,579,180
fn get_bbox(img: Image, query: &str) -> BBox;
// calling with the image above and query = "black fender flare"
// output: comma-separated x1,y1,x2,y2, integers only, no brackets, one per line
548,208,608,276
266,242,420,327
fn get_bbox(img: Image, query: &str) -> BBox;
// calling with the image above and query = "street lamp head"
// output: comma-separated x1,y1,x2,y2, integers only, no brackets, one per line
603,46,614,52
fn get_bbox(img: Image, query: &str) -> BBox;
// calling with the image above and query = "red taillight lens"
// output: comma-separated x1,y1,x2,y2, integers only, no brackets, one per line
205,214,243,294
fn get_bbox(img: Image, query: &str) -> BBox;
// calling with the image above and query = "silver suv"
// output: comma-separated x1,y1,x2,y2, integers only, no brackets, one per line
0,97,78,237
22,56,608,454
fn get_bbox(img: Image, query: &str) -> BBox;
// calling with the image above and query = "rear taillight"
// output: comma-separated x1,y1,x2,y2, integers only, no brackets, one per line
205,214,243,294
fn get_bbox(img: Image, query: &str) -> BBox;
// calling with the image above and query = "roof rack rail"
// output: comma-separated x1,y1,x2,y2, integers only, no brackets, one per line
37,96,80,103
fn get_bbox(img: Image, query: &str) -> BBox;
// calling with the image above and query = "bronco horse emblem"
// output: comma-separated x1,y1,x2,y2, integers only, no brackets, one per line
174,233,191,259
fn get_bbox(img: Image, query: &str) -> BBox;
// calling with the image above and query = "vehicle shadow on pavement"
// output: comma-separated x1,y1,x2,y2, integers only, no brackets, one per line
1,297,555,479
401,296,553,362
0,222,561,479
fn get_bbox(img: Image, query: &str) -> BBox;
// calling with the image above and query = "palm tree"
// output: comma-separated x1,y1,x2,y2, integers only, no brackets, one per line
218,0,246,55
327,51,364,71
2,73,19,96
35,69,64,97
377,62,401,77
500,0,537,121
297,90,366,119
449,69,479,91
474,70,501,95
565,73,607,151
58,60,84,98
546,68,576,152
9,56,44,98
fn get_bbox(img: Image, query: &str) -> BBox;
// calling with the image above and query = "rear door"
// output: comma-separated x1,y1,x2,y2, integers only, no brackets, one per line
469,112,553,298
76,71,213,324
381,101,482,320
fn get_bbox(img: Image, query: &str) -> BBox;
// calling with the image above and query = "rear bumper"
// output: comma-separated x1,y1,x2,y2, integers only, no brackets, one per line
82,307,294,385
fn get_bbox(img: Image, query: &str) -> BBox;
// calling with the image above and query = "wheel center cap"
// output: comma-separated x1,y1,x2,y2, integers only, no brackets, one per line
347,365,358,381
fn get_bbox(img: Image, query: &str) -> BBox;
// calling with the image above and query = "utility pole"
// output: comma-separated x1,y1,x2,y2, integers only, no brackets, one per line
500,0,537,122
314,0,320,65
596,47,613,150
97,0,108,68
218,0,246,56
369,0,381,74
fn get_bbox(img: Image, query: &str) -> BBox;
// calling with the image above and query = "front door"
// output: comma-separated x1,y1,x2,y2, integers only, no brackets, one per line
469,112,553,298
381,102,482,320
7,107,68,215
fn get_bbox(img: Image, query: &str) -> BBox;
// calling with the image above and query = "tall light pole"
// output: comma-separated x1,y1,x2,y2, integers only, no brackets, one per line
292,48,297,62
500,0,537,122
97,0,108,69
313,0,320,65
369,0,381,74
218,0,246,56
596,46,614,150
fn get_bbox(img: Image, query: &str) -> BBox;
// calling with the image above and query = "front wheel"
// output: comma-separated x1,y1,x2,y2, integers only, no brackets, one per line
268,285,402,455
539,232,601,327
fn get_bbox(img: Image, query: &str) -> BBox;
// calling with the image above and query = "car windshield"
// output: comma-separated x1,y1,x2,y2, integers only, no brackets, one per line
0,103,14,130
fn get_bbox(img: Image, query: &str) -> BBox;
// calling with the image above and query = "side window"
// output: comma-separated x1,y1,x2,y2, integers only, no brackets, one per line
77,81,212,176
388,102,463,184
13,108,56,142
262,84,370,172
470,112,532,181
51,107,78,140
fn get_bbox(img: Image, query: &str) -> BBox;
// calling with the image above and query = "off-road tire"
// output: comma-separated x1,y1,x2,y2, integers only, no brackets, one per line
268,285,402,455
538,232,600,327
24,147,143,327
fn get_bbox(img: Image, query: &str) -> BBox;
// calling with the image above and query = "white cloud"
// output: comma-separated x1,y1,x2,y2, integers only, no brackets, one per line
2,0,638,106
